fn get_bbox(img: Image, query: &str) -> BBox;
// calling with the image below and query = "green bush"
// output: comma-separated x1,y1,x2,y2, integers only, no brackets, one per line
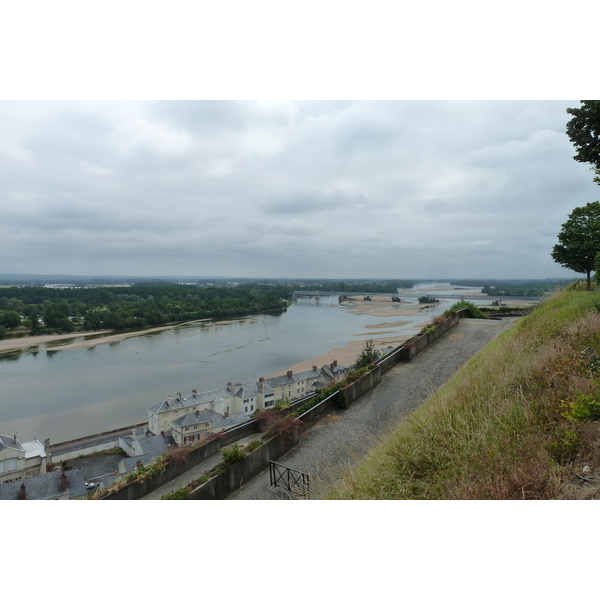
273,399,290,411
244,440,263,453
419,324,438,335
354,339,380,369
221,444,246,465
161,488,190,500
565,392,600,422
294,382,345,417
444,300,488,319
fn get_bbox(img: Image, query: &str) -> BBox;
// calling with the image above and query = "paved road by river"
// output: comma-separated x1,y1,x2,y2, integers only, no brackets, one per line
228,317,518,500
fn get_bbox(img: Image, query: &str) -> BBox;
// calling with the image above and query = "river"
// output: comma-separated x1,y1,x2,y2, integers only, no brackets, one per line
0,284,483,444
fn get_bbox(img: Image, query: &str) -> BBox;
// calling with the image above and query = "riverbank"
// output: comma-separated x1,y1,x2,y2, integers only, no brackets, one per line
0,330,111,355
0,318,256,355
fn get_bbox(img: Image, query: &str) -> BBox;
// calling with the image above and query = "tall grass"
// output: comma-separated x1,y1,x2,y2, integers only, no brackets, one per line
328,289,600,500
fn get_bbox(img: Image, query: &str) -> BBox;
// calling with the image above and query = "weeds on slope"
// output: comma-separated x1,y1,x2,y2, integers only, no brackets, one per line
328,289,600,500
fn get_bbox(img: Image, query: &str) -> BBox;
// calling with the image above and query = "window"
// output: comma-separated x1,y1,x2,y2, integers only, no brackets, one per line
185,427,189,432
265,400,274,408
0,461,4,474
250,405,254,411
8,458,17,472
243,399,249,404
193,425,198,430
206,423,210,427
244,407,248,413
265,393,274,398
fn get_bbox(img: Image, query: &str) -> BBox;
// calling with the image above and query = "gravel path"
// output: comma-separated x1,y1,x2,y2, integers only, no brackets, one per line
228,317,518,500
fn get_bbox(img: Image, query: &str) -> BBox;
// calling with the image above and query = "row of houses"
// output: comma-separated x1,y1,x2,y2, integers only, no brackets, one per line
147,361,349,445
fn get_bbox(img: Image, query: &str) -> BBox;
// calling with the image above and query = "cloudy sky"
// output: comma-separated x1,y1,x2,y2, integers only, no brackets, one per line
2,2,598,282
1,99,597,280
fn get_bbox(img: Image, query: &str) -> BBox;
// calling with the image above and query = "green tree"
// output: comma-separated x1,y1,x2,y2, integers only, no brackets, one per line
0,310,21,329
566,100,600,185
551,201,600,289
354,339,380,369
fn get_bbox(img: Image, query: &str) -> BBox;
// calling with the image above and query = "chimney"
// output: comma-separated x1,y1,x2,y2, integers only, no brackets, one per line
20,482,26,500
224,411,229,417
330,363,334,370
259,377,265,382
192,389,197,393
312,365,318,371
61,471,68,491
44,438,52,471
287,370,293,378
13,434,17,444
196,410,200,416
136,459,143,469
333,360,338,368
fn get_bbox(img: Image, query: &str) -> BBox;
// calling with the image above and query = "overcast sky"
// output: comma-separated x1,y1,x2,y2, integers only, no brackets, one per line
1,100,598,280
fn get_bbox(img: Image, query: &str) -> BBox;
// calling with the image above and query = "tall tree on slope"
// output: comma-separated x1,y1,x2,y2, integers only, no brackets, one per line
566,100,600,185
551,201,600,289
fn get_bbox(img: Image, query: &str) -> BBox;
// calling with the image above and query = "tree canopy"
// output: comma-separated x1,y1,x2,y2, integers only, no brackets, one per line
551,201,600,289
566,100,600,185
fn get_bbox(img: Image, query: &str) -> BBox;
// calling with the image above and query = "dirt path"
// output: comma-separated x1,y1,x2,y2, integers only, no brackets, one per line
228,317,518,500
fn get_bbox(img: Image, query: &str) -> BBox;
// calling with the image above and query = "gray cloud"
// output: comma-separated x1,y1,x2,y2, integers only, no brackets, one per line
0,100,596,279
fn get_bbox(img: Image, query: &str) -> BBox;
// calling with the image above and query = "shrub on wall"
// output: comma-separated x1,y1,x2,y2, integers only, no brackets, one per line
444,300,488,319
221,444,246,465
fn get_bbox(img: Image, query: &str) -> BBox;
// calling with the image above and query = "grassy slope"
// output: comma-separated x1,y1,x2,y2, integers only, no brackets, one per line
329,287,600,500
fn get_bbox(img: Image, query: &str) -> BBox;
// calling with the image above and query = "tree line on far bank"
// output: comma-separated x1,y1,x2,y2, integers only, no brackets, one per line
0,283,293,338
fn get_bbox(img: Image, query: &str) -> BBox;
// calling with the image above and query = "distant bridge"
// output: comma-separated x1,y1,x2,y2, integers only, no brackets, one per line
292,290,400,299
292,290,542,303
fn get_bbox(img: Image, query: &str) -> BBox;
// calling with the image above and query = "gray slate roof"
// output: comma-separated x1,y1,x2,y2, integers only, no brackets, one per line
126,435,168,458
171,408,222,429
212,412,249,429
265,364,347,388
0,468,86,500
0,434,24,453
149,388,231,414
119,454,156,474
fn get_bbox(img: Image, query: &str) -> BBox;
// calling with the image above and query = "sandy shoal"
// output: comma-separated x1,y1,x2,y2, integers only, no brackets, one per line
341,296,434,317
0,319,229,354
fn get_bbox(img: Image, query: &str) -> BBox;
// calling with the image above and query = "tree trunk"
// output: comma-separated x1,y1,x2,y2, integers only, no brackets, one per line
587,270,591,290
